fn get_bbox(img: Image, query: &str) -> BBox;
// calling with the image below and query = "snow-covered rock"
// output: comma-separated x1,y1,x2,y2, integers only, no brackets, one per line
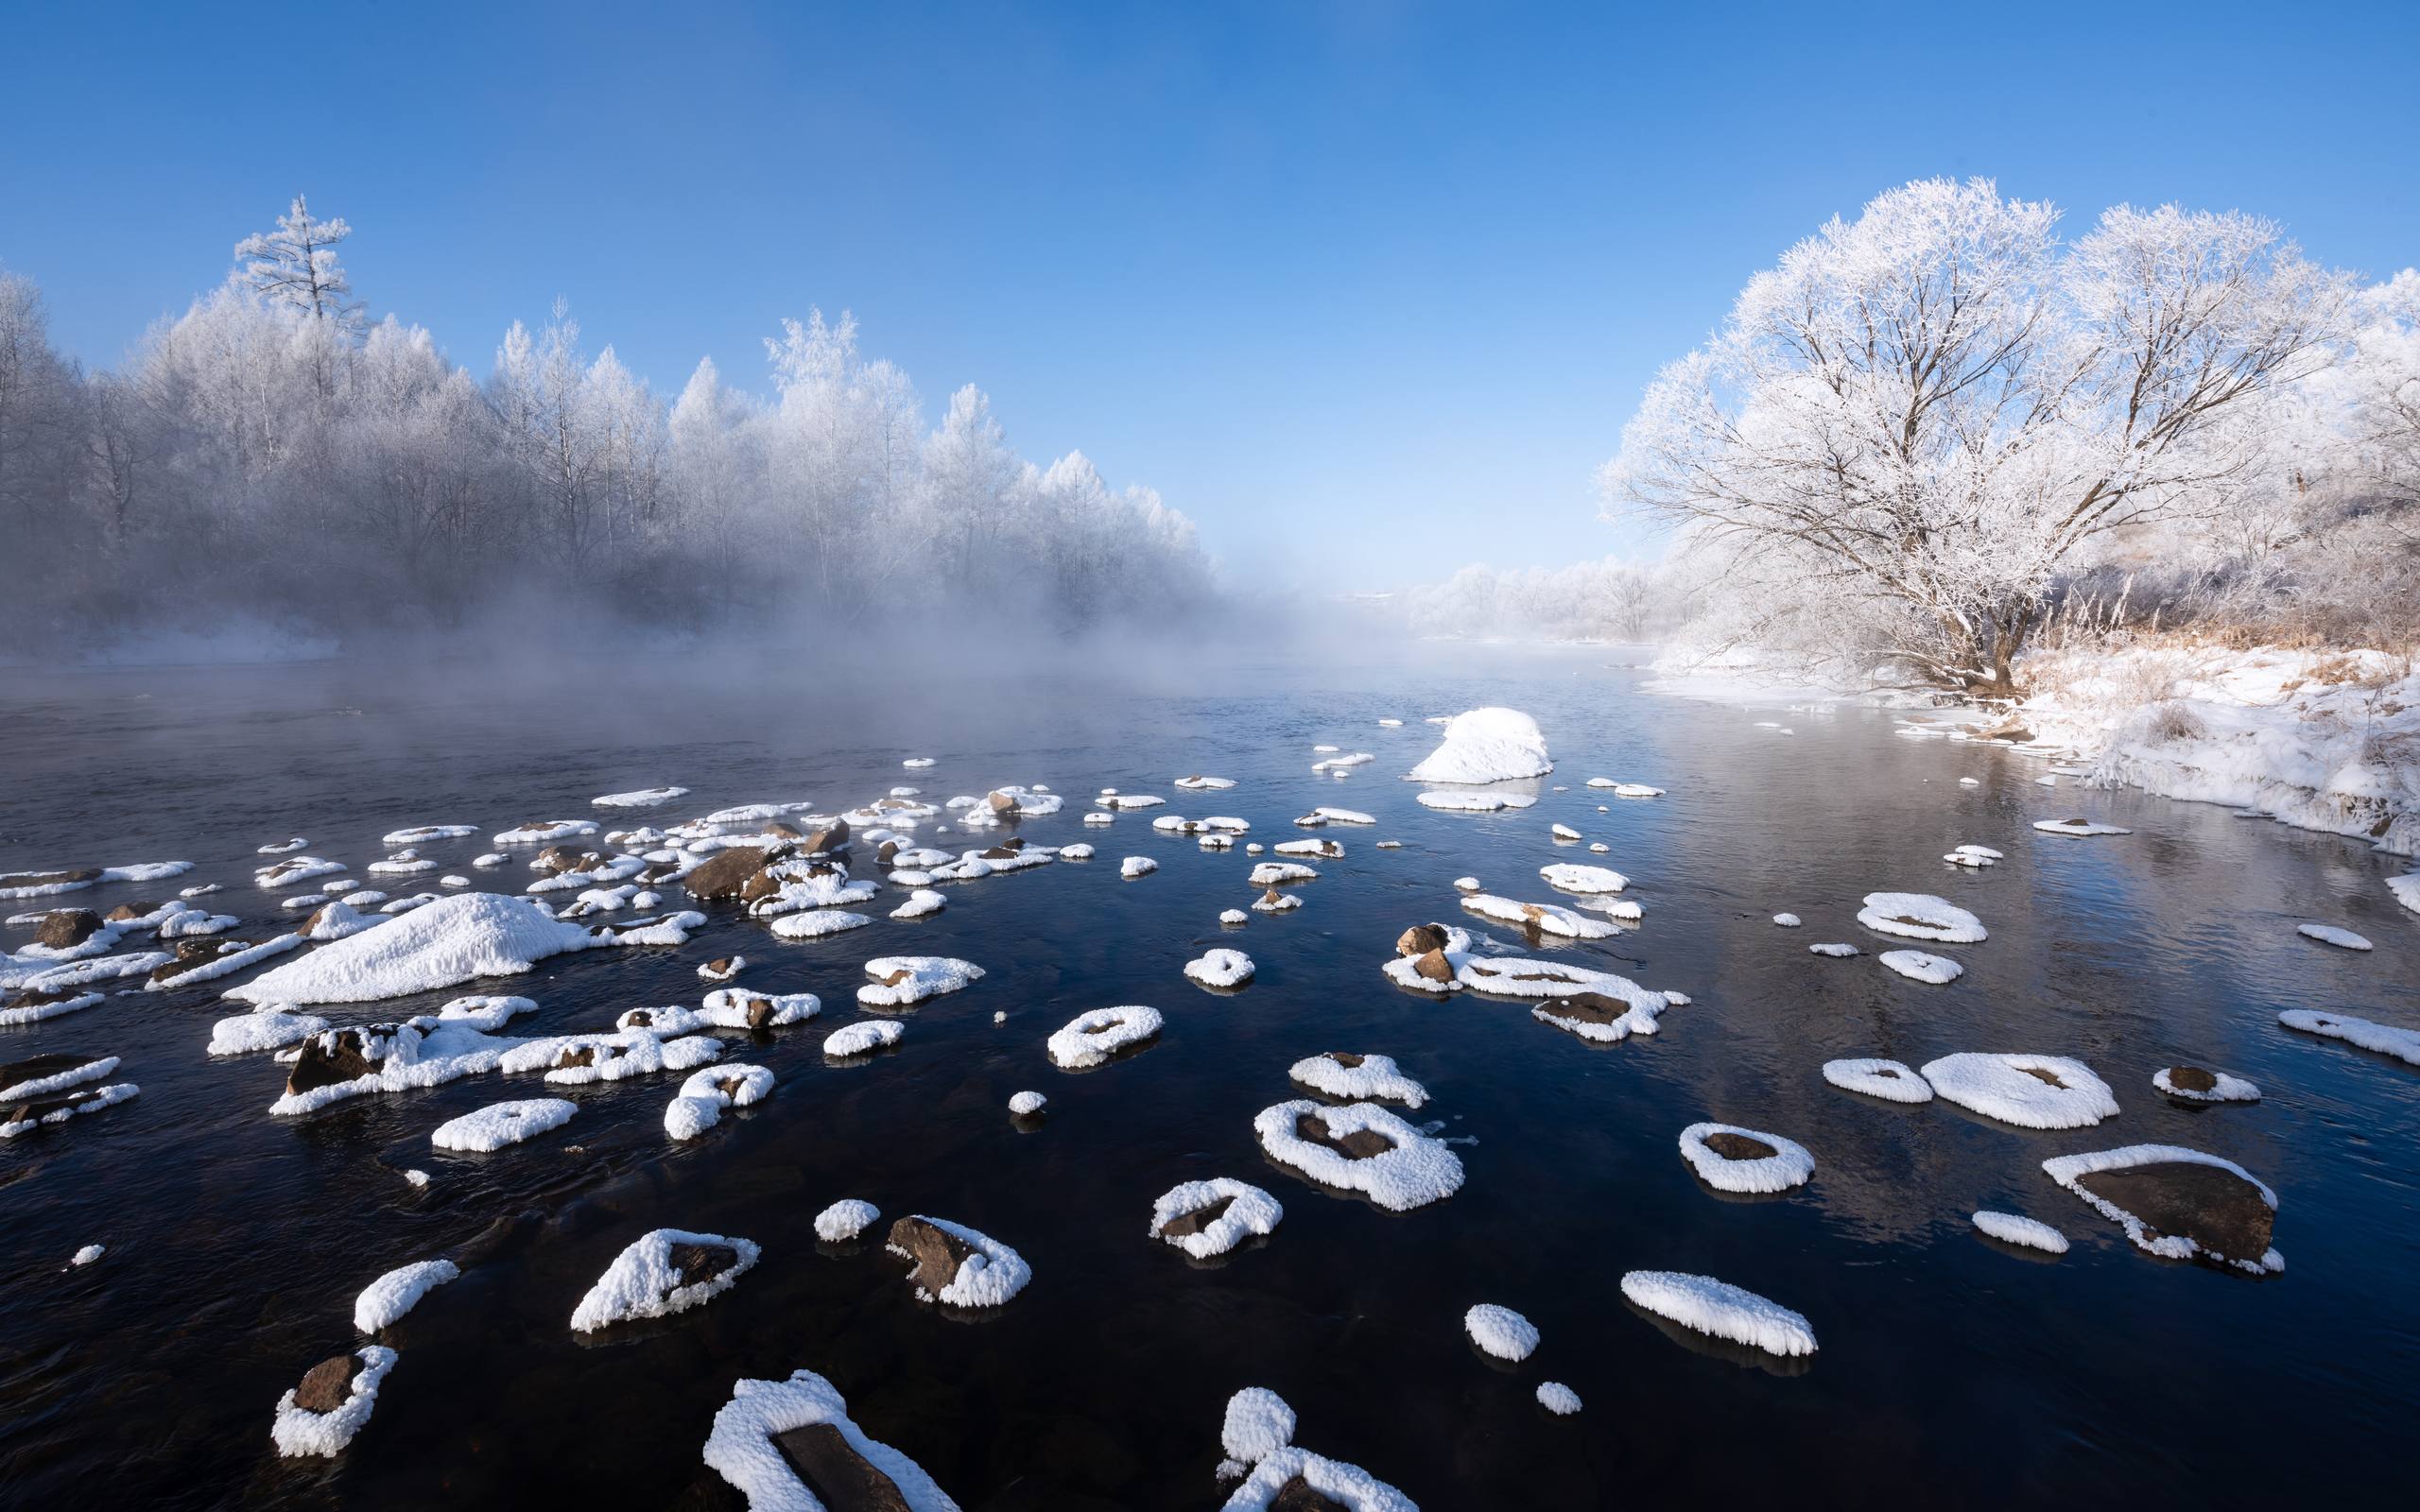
570,1228,760,1332
885,1215,1029,1307
1678,1122,1814,1193
1149,1177,1284,1260
1921,1053,2118,1128
1620,1270,1816,1358
1405,707,1552,783
1253,1099,1464,1211
431,1097,576,1152
1463,1302,1538,1362
701,1367,959,1511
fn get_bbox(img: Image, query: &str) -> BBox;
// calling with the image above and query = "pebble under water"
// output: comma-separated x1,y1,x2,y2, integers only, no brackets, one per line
2,644,2416,1509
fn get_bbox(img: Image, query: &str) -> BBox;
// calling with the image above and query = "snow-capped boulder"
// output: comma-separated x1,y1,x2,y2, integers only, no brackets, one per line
1405,707,1552,783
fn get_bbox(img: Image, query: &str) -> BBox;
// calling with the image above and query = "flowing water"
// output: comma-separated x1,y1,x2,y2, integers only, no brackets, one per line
2,644,2415,1510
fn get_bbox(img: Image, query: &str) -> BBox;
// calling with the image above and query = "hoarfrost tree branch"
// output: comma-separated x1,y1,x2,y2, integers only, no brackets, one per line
1601,178,2356,696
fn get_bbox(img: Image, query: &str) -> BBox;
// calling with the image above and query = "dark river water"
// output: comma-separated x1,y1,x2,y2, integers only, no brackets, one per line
2,644,2415,1510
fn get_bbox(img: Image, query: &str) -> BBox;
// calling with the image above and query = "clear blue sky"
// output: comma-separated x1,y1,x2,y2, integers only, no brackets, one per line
5,1,2415,590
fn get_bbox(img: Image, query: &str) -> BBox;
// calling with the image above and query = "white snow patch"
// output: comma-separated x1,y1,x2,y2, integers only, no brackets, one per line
814,1199,880,1242
1185,948,1255,988
1972,1211,2068,1254
701,1368,959,1511
1821,1057,1932,1102
823,1020,904,1057
1405,707,1552,783
1679,1122,1815,1193
354,1259,460,1332
1880,949,1963,984
269,1345,396,1457
1288,1051,1426,1107
1921,1053,2118,1128
1463,1302,1538,1362
571,1228,760,1332
1149,1177,1283,1260
1047,1005,1164,1068
1858,892,1986,943
1253,1099,1464,1211
2296,922,2373,951
431,1097,577,1152
2278,1007,2420,1065
1620,1270,1816,1358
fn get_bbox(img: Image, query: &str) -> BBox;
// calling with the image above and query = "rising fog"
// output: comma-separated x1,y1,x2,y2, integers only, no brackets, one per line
0,198,1249,671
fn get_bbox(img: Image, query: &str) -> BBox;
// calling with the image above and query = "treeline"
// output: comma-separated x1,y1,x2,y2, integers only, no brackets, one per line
0,198,1218,654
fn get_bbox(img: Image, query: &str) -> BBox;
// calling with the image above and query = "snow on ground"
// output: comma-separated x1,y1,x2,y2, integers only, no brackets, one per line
700,988,820,1029
1253,1099,1464,1211
1149,1177,1284,1260
1880,949,1963,984
354,1259,460,1332
2,1079,138,1138
593,786,688,809
493,819,600,844
1463,1303,1538,1362
1460,893,1616,939
1288,1051,1426,1107
1620,1270,1817,1358
1538,862,1628,894
266,996,537,1116
1406,707,1552,783
2018,644,2420,856
382,825,476,845
1046,1005,1164,1069
2278,1008,2420,1065
815,1199,880,1242
229,893,605,1005
0,1055,121,1104
823,1020,904,1057
1120,856,1158,880
701,1367,960,1512
2033,817,2132,837
858,956,983,1007
2392,873,2420,914
1059,843,1096,860
768,908,873,940
890,888,948,920
207,1006,331,1056
1184,948,1254,988
270,1346,396,1457
665,1064,774,1140
1536,1382,1582,1415
1416,789,1536,812
2154,1066,2262,1102
431,1097,578,1151
1249,861,1317,886
2297,922,2373,951
1821,1057,1934,1103
1858,892,1987,943
2041,1143,2284,1274
1808,942,1859,957
1972,1211,2069,1254
1679,1122,1815,1193
571,1228,761,1332
504,1025,722,1087
1921,1053,2118,1128
1219,908,1249,926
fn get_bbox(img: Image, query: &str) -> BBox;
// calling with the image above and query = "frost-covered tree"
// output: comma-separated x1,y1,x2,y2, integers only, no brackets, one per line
233,196,365,335
1603,178,2354,694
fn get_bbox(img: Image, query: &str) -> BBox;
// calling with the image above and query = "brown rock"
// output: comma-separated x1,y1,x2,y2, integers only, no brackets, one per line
1293,1110,1393,1160
684,847,771,901
0,868,99,892
666,1241,739,1288
876,839,902,866
798,820,849,854
285,1029,384,1096
2164,1066,2219,1093
1269,1478,1351,1512
2071,1160,2275,1267
1158,1194,1236,1239
763,821,805,841
34,909,105,950
555,1044,600,1070
0,1053,95,1091
1396,923,1450,957
1703,1131,1777,1160
703,957,739,980
1324,1052,1366,1069
985,790,1020,816
744,994,777,1031
885,1215,976,1294
147,938,247,985
533,846,602,875
1536,992,1629,1025
1411,948,1453,983
103,902,155,923
291,1354,357,1414
773,1421,916,1512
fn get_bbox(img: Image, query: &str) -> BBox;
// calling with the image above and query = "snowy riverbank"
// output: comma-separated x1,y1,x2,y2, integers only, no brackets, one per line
1641,641,2420,878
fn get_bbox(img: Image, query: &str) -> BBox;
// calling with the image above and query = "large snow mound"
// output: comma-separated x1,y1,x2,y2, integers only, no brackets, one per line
1405,707,1552,783
226,892,594,1005
1621,1270,1816,1357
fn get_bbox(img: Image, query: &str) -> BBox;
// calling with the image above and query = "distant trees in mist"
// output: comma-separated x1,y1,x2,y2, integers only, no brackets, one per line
0,197,1216,653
